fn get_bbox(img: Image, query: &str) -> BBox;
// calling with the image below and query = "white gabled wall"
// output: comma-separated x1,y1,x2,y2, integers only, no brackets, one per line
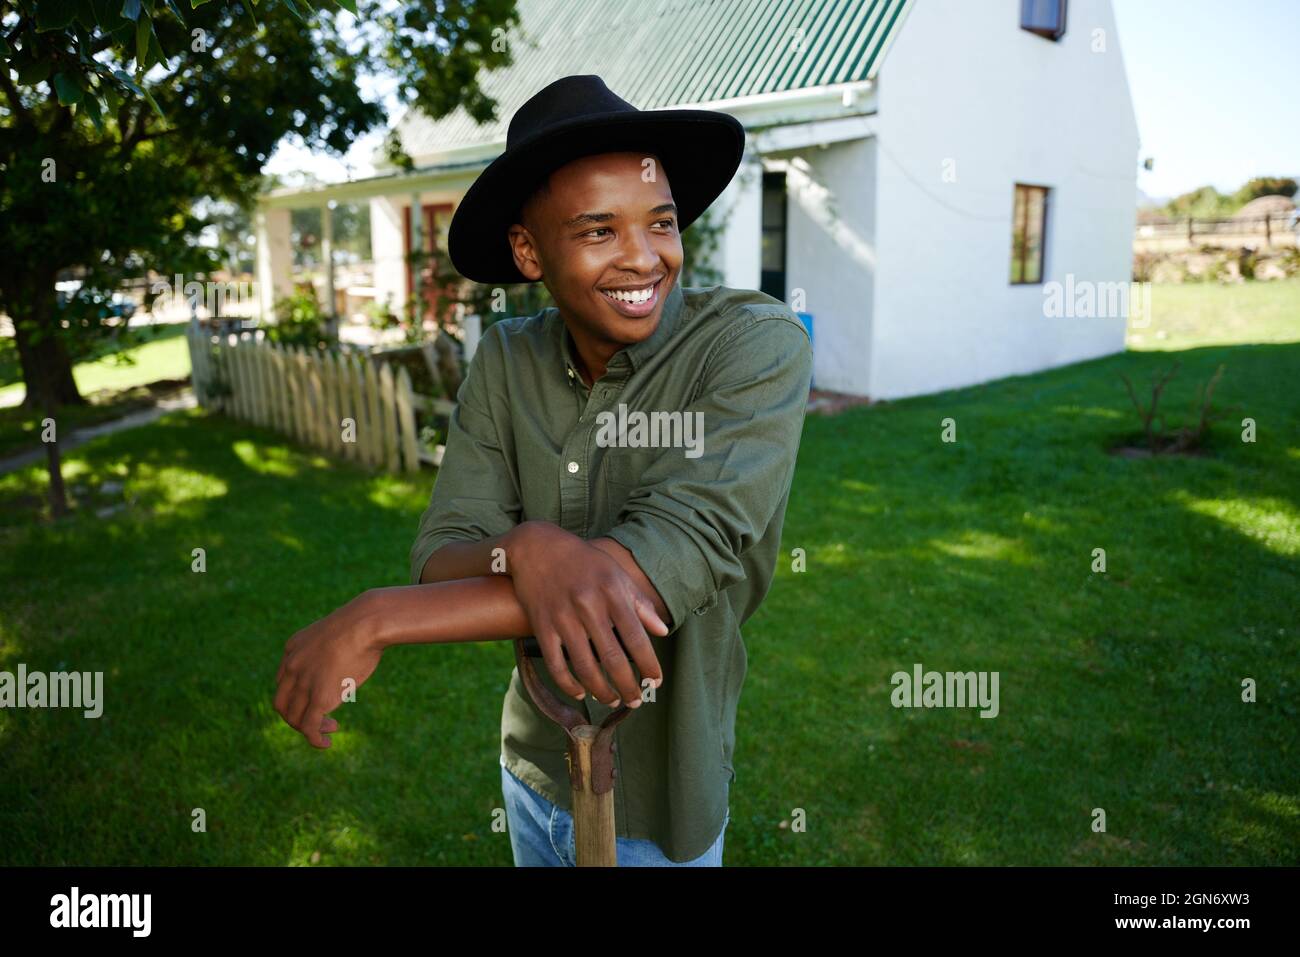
869,0,1140,399
712,152,764,290
780,138,878,393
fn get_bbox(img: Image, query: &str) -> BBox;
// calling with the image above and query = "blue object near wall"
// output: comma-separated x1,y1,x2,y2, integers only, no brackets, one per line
796,312,814,388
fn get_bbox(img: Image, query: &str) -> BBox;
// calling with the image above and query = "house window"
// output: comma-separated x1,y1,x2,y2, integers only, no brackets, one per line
1010,183,1050,284
1021,0,1067,40
760,171,787,301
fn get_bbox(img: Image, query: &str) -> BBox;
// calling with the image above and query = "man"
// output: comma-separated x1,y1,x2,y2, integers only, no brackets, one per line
274,75,813,867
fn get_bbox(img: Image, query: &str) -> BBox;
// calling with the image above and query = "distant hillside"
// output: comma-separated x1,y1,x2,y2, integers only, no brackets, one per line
1136,187,1169,210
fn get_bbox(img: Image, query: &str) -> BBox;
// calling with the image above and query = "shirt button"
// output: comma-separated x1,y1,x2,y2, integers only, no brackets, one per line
567,461,580,474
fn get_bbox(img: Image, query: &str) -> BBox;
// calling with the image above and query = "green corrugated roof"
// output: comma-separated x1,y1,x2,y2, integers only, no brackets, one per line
391,0,912,158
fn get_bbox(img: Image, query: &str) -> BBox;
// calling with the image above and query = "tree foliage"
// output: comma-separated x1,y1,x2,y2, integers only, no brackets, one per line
0,0,519,409
1231,177,1297,206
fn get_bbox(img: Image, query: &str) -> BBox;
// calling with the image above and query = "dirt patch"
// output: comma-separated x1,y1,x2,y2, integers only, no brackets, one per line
806,389,877,416
1107,443,1211,459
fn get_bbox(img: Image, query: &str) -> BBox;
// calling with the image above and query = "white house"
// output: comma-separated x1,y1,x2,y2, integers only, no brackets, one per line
258,0,1141,400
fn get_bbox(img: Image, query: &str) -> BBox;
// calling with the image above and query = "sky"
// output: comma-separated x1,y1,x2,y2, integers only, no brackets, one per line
1114,0,1299,201
266,0,1300,202
263,72,396,188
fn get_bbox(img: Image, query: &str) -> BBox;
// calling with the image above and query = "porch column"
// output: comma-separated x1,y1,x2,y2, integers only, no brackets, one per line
369,196,407,317
255,205,293,322
409,193,423,325
321,200,336,321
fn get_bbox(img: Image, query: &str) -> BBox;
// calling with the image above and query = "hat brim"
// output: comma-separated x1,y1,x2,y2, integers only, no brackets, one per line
447,109,745,284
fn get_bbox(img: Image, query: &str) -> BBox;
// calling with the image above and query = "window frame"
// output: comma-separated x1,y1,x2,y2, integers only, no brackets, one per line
1020,0,1068,41
1010,182,1051,286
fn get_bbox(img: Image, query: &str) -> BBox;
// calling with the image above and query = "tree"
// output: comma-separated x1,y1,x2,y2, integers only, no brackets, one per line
1161,185,1231,221
0,0,519,414
1231,177,1297,206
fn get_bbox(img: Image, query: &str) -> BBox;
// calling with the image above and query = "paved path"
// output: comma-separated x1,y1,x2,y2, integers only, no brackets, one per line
0,389,196,475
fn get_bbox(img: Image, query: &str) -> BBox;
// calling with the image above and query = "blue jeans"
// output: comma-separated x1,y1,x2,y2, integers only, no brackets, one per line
499,757,729,866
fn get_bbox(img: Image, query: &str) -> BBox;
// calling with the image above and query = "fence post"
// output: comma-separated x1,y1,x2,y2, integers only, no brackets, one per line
186,328,205,407
349,353,368,465
321,351,339,455
240,338,255,422
363,357,383,467
296,347,312,445
379,362,400,473
308,349,326,450
335,352,355,461
284,346,301,442
265,343,283,434
245,339,259,425
395,367,420,473
198,328,212,407
208,337,223,413
250,338,267,427
299,347,314,447
277,345,291,437
257,338,273,428
231,338,247,420
316,350,333,452
225,338,239,418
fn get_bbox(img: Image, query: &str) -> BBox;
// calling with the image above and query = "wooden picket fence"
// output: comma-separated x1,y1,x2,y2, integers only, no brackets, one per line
186,326,426,473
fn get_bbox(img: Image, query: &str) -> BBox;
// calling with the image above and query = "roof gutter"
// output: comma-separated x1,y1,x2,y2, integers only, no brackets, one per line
378,79,878,173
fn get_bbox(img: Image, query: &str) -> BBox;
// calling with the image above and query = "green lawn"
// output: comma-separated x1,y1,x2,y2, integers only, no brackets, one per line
0,323,191,460
1127,277,1300,351
1,283,1297,865
0,322,190,406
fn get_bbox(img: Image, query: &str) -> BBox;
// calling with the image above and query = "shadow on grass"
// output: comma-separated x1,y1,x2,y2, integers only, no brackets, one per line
0,409,518,865
729,341,1299,865
0,339,1297,865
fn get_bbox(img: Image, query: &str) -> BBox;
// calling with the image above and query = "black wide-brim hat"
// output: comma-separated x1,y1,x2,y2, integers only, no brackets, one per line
447,74,746,285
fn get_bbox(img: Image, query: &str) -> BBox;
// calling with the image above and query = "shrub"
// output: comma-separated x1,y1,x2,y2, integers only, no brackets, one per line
1237,247,1258,280
1132,251,1160,283
1118,362,1240,455
267,289,329,349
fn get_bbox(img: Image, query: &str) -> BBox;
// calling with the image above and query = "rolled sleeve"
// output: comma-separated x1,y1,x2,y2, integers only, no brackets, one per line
408,323,521,584
604,311,812,632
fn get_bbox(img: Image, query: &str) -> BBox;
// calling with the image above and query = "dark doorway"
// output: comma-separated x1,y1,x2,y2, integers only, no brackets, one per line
760,171,788,302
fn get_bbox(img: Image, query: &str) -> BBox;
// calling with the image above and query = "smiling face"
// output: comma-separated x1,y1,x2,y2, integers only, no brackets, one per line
506,150,683,379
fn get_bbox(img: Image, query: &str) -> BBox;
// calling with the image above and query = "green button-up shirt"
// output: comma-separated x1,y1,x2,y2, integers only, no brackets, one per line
408,280,812,862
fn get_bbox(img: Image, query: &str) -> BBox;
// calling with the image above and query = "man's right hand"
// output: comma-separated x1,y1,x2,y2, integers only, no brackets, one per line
504,521,666,707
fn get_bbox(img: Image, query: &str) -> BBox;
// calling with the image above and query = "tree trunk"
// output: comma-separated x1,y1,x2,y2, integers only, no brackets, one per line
2,273,75,517
43,427,69,518
9,281,85,410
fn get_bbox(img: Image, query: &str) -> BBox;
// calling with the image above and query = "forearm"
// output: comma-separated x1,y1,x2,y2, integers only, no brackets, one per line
363,576,532,649
416,521,562,584
418,523,672,627
418,536,511,584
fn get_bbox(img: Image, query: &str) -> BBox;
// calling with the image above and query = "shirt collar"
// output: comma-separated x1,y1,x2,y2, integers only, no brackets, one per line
558,279,686,384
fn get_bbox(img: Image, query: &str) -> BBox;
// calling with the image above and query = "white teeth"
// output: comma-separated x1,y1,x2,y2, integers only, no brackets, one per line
602,284,655,304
